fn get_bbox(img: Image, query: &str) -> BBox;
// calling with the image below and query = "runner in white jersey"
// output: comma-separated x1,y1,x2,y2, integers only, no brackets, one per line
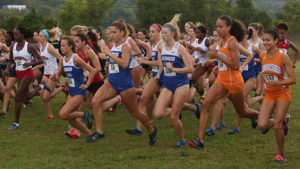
190,25,211,104
36,28,63,121
5,27,43,130
126,23,144,91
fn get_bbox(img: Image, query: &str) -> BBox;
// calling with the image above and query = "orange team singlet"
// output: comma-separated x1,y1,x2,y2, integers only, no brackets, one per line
261,50,291,103
215,36,244,94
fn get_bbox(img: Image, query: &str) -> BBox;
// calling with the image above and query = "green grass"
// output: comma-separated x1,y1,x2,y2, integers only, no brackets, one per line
1,58,300,169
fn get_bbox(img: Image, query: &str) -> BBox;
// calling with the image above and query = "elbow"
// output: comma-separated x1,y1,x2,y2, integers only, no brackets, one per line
120,62,129,69
291,77,296,85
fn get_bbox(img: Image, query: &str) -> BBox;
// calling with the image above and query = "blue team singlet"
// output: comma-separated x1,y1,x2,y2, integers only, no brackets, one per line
63,53,87,99
108,42,134,93
161,42,189,93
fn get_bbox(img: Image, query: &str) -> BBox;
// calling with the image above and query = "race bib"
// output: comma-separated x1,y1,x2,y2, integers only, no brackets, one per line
16,60,25,69
217,52,227,71
263,74,278,82
109,64,119,74
279,49,288,54
152,66,158,72
67,78,75,87
164,67,176,76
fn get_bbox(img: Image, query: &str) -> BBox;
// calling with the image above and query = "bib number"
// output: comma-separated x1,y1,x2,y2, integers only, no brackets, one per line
152,66,158,72
109,64,119,74
16,60,25,69
217,52,227,71
164,67,176,76
263,74,278,82
67,78,75,87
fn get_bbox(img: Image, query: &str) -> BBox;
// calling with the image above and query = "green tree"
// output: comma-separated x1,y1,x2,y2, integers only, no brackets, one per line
276,0,300,32
0,11,22,30
59,0,118,33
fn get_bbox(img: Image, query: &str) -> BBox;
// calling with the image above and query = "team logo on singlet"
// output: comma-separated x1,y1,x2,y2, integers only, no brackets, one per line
262,64,281,74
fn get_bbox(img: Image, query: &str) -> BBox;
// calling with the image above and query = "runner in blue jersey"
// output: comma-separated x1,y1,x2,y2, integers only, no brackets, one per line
153,14,193,147
51,37,96,140
87,19,157,145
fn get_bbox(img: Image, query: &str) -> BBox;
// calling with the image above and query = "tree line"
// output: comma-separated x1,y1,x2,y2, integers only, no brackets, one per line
0,0,299,34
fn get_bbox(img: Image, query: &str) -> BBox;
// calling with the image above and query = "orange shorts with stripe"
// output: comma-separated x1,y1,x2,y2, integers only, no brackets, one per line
264,87,291,103
215,78,244,94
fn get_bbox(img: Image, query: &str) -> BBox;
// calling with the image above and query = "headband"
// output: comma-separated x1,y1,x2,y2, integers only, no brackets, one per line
163,25,174,32
152,24,161,32
42,30,49,39
93,27,101,33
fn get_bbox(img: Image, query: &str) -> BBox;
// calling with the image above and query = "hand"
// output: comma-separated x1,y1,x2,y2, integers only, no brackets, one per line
254,58,260,63
135,39,142,45
154,74,160,80
79,84,88,89
104,46,111,55
256,87,263,96
137,58,144,64
207,50,218,59
23,63,31,68
252,46,260,55
166,62,173,70
268,80,279,86
239,67,243,73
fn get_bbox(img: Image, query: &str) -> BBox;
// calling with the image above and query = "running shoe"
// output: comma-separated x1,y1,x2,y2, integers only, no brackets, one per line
192,103,200,119
274,154,287,163
217,122,226,129
8,123,19,130
126,126,142,136
251,119,258,129
228,127,240,135
64,128,81,138
149,126,157,145
0,110,7,118
261,129,269,134
282,114,290,136
205,127,216,136
176,139,186,147
82,111,93,129
45,116,55,121
86,132,105,143
188,138,204,150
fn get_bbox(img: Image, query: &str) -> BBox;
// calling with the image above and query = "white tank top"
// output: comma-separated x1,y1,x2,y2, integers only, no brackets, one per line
126,37,139,69
248,38,262,48
40,43,58,75
197,37,209,64
13,41,32,71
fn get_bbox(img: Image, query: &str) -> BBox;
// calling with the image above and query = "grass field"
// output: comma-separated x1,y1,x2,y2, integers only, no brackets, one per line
1,46,300,169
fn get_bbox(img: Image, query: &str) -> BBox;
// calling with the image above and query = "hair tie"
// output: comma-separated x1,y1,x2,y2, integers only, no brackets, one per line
163,25,174,32
41,30,49,39
152,24,161,32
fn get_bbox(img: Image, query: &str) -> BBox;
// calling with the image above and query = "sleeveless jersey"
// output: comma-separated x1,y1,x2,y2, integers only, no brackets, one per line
108,42,133,87
63,54,86,95
40,43,58,75
151,40,162,77
13,41,32,71
240,43,255,73
126,37,139,69
261,51,289,93
76,46,102,83
277,39,289,54
216,36,243,84
161,42,188,85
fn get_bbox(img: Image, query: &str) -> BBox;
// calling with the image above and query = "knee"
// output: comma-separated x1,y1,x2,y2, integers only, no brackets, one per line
92,98,101,108
59,111,68,120
140,95,150,104
257,121,268,130
170,113,179,122
154,112,163,120
273,120,282,131
4,87,12,93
